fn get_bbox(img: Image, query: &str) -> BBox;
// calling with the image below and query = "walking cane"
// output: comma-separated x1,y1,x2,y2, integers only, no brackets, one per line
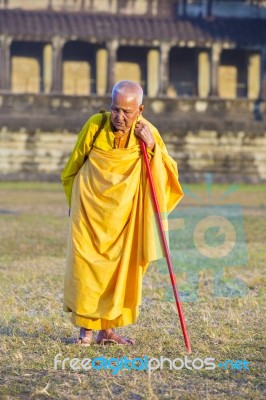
140,139,192,354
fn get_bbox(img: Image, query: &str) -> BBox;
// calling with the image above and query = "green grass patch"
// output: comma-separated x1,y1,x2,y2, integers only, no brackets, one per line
0,181,62,191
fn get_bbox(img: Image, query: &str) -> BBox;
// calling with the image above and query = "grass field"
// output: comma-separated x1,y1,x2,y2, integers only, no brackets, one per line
0,181,265,399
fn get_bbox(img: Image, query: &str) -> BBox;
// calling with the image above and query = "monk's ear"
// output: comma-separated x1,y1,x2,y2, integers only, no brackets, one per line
139,104,144,115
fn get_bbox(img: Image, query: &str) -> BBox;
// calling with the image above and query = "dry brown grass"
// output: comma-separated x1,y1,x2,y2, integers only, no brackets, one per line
0,182,265,399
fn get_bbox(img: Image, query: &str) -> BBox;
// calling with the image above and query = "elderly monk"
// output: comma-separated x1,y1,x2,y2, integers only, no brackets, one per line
61,80,183,345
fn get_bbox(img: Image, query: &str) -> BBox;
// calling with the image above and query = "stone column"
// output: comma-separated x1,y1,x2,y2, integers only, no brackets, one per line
110,0,118,13
198,51,210,98
146,0,153,15
43,44,53,93
247,52,260,100
259,47,266,100
147,49,159,97
158,42,170,95
106,39,119,93
51,36,65,93
210,43,222,97
0,35,12,91
96,48,108,95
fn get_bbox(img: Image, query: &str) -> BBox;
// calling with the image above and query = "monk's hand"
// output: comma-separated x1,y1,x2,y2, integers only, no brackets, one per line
135,121,155,150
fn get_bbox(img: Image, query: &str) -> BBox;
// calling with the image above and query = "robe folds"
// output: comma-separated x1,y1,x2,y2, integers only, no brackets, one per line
62,112,183,329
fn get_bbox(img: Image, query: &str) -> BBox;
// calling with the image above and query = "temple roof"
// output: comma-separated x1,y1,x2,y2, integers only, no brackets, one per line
0,9,265,47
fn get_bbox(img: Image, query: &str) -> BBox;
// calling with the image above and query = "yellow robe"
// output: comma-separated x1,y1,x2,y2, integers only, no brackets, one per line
61,112,183,329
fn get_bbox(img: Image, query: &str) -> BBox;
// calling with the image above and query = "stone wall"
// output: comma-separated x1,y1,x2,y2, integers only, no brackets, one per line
0,94,266,183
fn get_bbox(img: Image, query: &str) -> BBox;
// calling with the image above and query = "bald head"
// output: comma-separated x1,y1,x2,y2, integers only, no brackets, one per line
112,80,143,106
110,80,144,133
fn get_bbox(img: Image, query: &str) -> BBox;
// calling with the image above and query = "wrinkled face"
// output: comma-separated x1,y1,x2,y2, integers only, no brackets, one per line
110,92,144,133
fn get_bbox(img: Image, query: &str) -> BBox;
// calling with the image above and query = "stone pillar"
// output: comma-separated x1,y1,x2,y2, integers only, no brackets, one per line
51,36,65,93
147,49,159,97
146,0,153,15
110,0,118,13
198,51,210,98
0,35,12,91
210,43,222,97
106,39,119,93
247,52,260,100
158,42,170,95
259,47,266,100
96,48,108,95
151,0,159,16
43,44,53,93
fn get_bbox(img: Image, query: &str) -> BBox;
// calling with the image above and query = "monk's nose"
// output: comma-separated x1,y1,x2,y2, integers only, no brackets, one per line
116,110,124,121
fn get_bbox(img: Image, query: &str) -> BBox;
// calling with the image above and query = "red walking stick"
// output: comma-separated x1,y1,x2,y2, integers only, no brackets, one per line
140,140,192,354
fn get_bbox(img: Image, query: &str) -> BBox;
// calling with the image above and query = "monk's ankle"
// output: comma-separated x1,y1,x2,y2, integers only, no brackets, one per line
99,329,112,337
80,327,92,336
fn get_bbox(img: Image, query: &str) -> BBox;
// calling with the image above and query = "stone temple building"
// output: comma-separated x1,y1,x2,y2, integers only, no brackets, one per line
0,0,266,182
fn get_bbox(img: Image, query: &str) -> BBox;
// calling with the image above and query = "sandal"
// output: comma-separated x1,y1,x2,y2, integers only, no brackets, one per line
97,329,134,346
77,328,93,346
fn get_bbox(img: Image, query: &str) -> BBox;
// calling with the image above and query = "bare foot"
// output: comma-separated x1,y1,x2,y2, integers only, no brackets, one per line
97,329,134,345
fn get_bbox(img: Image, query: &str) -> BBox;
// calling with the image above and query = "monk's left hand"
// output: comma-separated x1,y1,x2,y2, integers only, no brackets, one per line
135,121,155,150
